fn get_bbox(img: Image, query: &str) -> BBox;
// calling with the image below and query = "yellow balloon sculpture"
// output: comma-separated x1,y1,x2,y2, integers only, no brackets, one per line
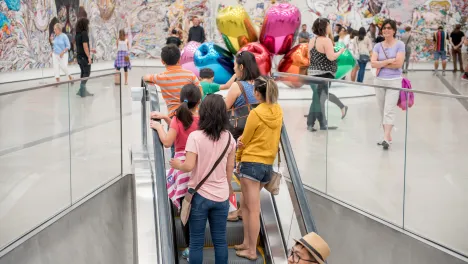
216,6,258,54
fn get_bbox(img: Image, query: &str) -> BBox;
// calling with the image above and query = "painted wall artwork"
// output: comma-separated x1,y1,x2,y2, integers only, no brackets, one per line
0,0,467,72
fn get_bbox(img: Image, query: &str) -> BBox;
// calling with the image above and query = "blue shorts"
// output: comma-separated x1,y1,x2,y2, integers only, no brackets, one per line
238,162,273,184
434,51,447,61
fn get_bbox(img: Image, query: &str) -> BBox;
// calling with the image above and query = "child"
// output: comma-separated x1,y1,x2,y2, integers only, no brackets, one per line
462,37,468,81
199,68,236,99
144,44,203,118
150,83,202,260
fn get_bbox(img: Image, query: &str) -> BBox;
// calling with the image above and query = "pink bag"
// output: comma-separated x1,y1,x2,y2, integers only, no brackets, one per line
398,78,414,110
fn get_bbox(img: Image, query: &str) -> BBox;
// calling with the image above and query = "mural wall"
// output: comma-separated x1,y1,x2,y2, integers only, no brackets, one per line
1,0,467,72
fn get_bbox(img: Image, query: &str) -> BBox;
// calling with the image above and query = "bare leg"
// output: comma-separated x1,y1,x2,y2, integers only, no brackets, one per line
236,192,248,250
237,178,262,259
124,71,128,85
383,124,393,142
434,60,439,70
56,78,60,82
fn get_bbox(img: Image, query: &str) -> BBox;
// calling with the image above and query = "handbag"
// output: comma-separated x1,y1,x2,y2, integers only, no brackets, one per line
227,81,258,139
124,55,130,62
398,78,415,110
180,135,232,225
264,148,282,195
357,38,370,62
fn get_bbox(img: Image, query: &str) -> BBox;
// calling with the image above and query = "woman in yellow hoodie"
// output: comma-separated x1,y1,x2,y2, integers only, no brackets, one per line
234,76,283,261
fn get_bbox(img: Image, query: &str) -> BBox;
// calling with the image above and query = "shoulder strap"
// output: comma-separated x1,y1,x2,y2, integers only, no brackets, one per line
193,134,232,192
380,43,389,59
237,81,251,107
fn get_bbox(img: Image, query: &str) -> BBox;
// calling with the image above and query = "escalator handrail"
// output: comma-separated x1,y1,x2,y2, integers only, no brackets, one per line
143,80,177,264
280,123,318,234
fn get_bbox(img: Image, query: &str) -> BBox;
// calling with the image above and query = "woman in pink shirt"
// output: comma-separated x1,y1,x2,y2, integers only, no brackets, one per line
150,83,201,258
170,94,236,263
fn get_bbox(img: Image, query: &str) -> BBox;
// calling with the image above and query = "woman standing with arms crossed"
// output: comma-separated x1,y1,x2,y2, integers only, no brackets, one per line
234,76,282,261
51,23,73,83
370,19,405,150
307,18,347,131
170,94,236,263
114,29,131,85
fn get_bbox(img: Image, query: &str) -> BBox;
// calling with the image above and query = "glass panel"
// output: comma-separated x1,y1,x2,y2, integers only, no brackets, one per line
0,83,71,249
405,94,468,256
69,73,122,202
279,81,327,192
325,81,406,226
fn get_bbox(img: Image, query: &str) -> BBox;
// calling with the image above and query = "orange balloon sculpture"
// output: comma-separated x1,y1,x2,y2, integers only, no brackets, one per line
277,43,310,88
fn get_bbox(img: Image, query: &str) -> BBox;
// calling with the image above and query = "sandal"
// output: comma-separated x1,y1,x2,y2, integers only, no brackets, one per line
236,250,258,260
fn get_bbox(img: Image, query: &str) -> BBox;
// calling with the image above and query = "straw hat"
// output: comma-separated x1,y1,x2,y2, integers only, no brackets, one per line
294,232,330,264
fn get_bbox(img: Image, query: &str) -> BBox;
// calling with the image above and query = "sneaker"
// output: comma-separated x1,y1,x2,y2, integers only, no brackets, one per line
182,248,189,259
307,126,317,132
320,126,338,130
433,70,438,75
442,71,446,76
377,140,393,145
381,140,390,150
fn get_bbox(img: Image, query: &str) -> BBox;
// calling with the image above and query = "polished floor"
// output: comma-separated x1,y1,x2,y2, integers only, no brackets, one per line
1,66,467,257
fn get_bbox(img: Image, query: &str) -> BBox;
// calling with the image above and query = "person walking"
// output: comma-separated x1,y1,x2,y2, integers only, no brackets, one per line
370,19,405,150
51,23,73,83
355,27,373,83
235,76,282,261
114,29,131,85
400,26,413,73
433,26,449,76
450,24,465,72
170,94,236,264
75,18,93,97
188,16,205,43
307,18,348,132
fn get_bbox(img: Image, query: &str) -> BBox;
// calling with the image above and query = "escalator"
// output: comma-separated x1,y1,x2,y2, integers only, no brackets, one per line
143,80,318,264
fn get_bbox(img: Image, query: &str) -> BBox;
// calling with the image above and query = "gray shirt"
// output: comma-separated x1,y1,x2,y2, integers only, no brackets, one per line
299,31,310,42
401,32,413,47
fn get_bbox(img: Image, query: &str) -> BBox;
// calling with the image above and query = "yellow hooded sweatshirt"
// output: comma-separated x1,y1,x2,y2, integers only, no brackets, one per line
236,103,283,164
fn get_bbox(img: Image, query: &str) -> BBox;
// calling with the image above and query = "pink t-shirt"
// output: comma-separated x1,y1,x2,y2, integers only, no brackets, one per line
170,116,199,152
185,131,236,202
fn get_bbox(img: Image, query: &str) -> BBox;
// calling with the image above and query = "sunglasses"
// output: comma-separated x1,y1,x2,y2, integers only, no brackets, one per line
382,26,393,30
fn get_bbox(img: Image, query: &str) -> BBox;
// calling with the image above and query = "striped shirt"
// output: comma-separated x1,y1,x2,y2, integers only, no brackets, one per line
433,31,448,52
147,65,202,117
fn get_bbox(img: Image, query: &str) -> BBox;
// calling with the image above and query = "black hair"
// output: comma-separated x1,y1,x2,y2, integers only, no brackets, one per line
358,27,366,41
176,83,202,130
350,30,358,39
171,29,178,35
76,18,89,33
312,18,329,37
454,24,461,33
78,6,87,19
198,94,229,141
161,44,181,66
235,51,260,81
254,76,278,104
335,23,343,31
199,68,214,79
381,19,397,38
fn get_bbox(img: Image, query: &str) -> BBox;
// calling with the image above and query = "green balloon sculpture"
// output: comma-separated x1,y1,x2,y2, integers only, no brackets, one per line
334,42,356,79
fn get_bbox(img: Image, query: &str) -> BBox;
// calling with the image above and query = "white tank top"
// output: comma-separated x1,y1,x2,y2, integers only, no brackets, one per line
118,40,128,51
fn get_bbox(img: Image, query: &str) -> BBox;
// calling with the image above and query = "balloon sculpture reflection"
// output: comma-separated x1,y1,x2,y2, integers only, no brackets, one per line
180,41,201,78
277,43,310,88
259,3,301,55
217,6,258,54
334,42,356,80
238,42,272,76
194,42,234,84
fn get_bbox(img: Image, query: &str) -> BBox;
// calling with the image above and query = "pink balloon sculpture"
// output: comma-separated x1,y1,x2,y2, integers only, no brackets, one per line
180,41,201,78
260,3,301,55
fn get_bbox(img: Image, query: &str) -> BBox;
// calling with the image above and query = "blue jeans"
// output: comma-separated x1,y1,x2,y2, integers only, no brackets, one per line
189,193,229,264
357,60,368,83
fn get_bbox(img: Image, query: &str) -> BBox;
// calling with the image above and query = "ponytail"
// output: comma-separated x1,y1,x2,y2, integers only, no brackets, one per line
176,84,202,130
254,76,279,104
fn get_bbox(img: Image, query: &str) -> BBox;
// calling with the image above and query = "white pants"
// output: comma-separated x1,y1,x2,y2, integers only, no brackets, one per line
53,53,70,78
374,78,401,125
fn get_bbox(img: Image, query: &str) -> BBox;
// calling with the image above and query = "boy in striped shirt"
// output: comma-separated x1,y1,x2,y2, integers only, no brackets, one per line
144,44,202,118
433,26,449,76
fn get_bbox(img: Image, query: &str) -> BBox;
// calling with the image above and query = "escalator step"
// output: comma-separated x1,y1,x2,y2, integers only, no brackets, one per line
178,248,265,264
175,220,244,248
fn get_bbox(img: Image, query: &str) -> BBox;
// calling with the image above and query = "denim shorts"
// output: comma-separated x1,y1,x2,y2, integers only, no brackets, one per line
434,51,447,61
238,162,273,184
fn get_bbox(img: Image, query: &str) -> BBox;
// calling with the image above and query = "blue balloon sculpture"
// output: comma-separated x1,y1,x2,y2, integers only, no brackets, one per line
194,42,234,84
